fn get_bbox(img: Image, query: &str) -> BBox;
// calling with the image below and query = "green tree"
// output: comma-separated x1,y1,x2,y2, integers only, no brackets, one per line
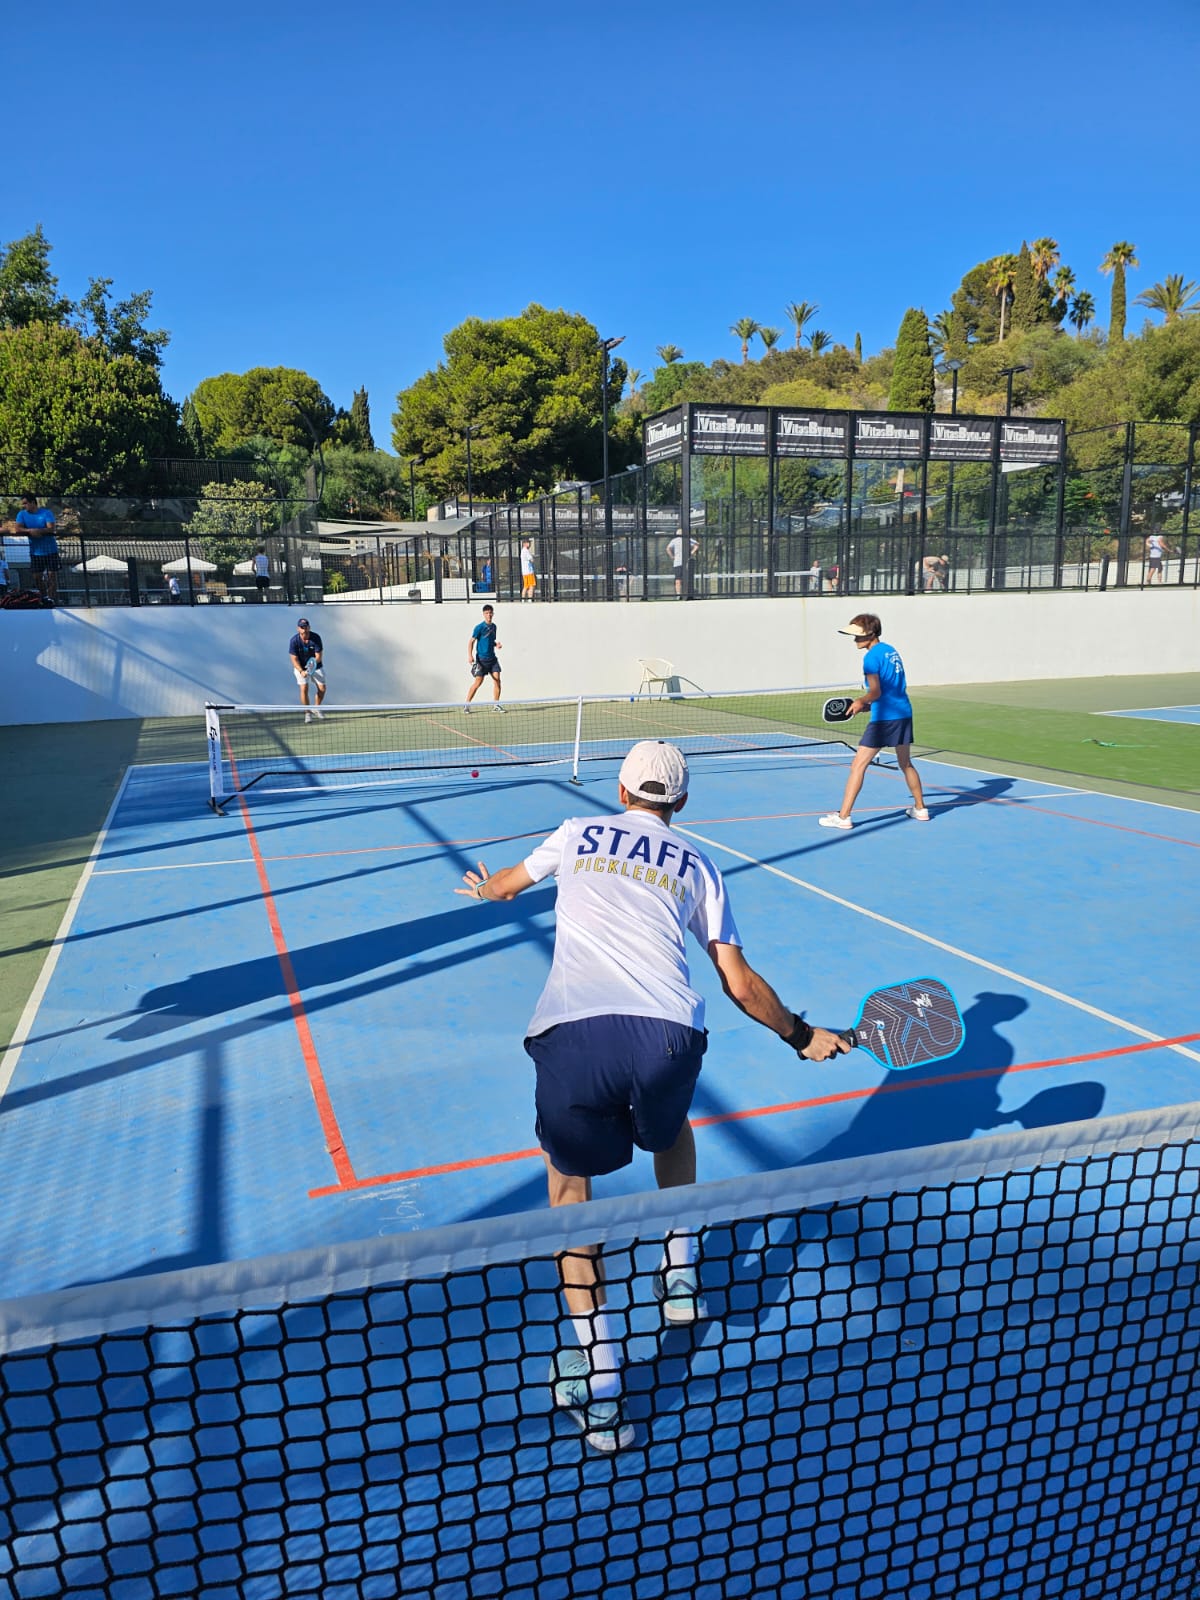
655,343,684,364
189,367,335,451
951,261,1002,345
853,331,863,363
758,326,782,354
640,360,707,413
1069,291,1096,336
392,304,630,499
784,301,819,348
180,396,206,456
1134,274,1200,324
1030,237,1060,285
186,478,279,569
0,227,73,329
318,447,409,520
730,317,760,362
1101,241,1139,342
1132,315,1200,422
76,278,169,368
1052,265,1076,310
888,308,935,412
808,329,833,354
1010,241,1040,333
0,321,183,491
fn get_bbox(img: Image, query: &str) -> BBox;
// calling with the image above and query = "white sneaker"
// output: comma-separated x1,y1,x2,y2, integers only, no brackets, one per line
818,813,852,830
906,807,930,821
304,711,313,724
492,703,506,713
464,704,473,714
313,707,324,720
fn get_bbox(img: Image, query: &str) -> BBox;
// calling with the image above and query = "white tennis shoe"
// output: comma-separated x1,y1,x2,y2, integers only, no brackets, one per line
818,813,852,830
906,807,930,821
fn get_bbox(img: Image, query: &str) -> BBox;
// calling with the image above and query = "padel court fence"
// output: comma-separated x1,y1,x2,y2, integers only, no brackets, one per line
8,421,1200,609
2,1103,1199,1599
203,686,853,810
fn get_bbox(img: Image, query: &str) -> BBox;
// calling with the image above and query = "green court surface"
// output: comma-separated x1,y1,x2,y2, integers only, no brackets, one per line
3,673,1197,1057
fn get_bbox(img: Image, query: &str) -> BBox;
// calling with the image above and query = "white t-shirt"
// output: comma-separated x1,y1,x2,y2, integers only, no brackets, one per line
522,810,741,1037
520,547,535,577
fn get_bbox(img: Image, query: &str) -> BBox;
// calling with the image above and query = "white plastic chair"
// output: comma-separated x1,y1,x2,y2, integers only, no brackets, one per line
637,658,676,697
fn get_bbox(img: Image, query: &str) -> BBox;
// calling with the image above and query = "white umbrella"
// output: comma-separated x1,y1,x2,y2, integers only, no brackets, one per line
161,555,218,573
72,553,128,573
232,558,256,575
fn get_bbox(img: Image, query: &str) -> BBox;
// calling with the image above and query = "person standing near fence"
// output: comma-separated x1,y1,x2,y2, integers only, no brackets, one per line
454,739,847,1452
16,495,59,604
667,529,699,597
520,540,537,601
819,614,929,829
1145,532,1169,584
254,547,271,600
289,618,326,722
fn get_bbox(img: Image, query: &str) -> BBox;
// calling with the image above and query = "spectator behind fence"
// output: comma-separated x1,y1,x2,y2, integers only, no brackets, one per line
254,547,270,600
922,553,949,591
16,494,59,604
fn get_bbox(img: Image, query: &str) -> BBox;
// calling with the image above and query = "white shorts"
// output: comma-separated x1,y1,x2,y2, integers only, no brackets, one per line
295,665,325,688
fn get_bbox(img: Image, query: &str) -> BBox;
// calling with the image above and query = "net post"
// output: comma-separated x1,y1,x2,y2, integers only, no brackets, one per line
205,704,227,814
571,694,584,784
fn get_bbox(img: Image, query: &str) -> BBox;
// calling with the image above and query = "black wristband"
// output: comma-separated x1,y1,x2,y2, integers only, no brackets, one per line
784,1013,813,1053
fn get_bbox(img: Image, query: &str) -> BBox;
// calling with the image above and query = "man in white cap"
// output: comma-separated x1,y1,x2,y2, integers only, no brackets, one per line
455,739,847,1452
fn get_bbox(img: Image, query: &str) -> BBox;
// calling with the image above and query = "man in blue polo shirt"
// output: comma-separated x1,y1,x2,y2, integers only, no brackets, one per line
288,618,326,723
819,613,930,828
464,603,504,712
16,494,59,603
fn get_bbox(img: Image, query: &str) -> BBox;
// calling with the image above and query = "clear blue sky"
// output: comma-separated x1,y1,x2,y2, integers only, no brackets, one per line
9,0,1199,448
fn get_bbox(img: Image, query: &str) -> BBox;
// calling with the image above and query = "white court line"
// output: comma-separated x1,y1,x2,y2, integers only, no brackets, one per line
916,751,1200,818
678,825,1200,1065
94,857,255,875
0,769,134,1107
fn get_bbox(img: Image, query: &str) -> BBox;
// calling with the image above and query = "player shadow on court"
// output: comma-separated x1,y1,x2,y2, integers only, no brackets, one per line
109,888,559,1040
674,991,1106,1356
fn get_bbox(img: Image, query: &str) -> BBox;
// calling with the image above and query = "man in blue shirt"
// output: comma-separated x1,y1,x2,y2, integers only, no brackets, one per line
464,603,504,712
819,613,930,829
16,495,59,603
288,618,326,723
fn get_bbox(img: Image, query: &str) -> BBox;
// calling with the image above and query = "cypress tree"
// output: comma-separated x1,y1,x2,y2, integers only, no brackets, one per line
350,387,374,451
1010,241,1039,332
854,331,863,364
888,308,935,413
1109,263,1127,342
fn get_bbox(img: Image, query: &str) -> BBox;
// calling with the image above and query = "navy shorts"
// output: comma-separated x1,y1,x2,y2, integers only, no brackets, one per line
31,552,60,573
524,1014,708,1178
472,658,500,678
861,717,914,749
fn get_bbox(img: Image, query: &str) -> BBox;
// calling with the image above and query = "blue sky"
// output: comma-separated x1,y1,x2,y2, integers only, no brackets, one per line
8,0,1198,448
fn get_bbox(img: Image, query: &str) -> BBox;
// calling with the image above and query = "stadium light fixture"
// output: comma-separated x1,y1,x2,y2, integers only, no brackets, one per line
999,364,1032,417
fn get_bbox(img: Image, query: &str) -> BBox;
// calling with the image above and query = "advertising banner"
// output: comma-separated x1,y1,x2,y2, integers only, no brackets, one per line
643,408,685,464
774,410,850,458
999,419,1065,465
690,407,770,455
927,416,996,462
853,413,926,458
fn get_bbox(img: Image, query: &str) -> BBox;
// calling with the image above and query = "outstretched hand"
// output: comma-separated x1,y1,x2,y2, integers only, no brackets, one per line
456,860,491,900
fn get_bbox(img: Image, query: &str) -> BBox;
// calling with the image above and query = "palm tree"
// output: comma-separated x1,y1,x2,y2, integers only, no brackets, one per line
1068,290,1096,337
1030,237,1060,283
808,329,832,354
731,318,760,362
655,344,683,364
930,310,956,361
1100,241,1139,341
986,254,1019,342
758,326,782,355
625,368,642,396
784,300,819,348
1052,265,1076,308
1134,274,1200,323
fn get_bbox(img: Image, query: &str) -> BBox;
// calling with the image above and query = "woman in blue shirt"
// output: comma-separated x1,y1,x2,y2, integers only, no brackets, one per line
819,613,930,829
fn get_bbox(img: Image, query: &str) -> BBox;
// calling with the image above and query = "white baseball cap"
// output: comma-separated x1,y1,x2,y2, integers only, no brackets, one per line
619,740,689,803
837,621,871,638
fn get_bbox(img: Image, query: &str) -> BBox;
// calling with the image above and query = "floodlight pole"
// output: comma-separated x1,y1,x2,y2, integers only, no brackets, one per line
600,335,625,600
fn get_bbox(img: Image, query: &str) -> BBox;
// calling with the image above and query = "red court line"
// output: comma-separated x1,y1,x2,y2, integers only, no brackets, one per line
306,1028,1200,1197
914,773,1200,849
225,735,357,1188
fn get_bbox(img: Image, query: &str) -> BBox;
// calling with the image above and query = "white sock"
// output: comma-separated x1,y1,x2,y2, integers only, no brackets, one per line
660,1230,697,1273
571,1311,621,1399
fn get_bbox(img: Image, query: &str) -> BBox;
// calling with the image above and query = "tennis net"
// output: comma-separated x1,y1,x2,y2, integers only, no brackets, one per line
204,686,852,809
3,1104,1200,1600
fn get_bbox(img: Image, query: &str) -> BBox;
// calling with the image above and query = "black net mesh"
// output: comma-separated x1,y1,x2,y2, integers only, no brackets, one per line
3,1118,1200,1599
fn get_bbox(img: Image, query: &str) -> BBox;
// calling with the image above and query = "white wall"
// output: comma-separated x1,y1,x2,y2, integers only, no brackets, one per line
5,589,1199,726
